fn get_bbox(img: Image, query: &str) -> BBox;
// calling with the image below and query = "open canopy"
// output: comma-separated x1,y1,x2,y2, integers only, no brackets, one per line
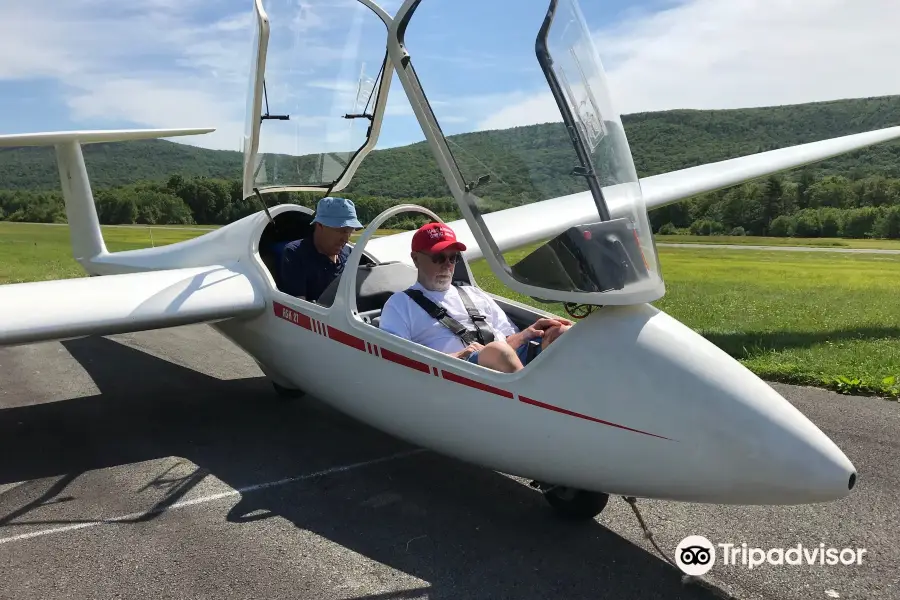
389,0,664,305
242,0,394,200
243,0,664,306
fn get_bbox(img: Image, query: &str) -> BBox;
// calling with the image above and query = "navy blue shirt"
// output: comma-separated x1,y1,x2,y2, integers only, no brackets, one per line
279,238,350,303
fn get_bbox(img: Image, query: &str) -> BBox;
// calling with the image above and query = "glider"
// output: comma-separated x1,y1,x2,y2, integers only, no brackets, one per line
1,0,894,519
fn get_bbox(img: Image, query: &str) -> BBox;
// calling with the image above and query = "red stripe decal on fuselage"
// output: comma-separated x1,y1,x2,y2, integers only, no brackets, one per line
442,370,514,398
327,326,366,351
519,395,671,440
379,347,430,374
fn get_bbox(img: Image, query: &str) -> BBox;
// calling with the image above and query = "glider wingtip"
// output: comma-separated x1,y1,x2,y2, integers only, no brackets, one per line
163,127,217,136
0,127,218,147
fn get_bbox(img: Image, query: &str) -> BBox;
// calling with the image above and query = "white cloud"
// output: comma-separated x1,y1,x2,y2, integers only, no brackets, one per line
475,91,559,131
0,1,255,149
471,0,900,130
0,0,412,163
600,0,900,113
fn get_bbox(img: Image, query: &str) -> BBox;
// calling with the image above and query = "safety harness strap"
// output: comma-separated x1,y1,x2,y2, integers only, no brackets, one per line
454,285,496,345
403,285,495,346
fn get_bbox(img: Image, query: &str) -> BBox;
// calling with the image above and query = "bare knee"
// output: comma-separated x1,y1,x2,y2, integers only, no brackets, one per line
476,341,523,372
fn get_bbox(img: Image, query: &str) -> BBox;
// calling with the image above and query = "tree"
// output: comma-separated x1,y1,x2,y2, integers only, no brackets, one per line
768,215,795,237
761,175,783,233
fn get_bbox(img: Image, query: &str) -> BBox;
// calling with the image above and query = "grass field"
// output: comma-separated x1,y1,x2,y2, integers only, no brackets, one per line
0,223,403,283
2,221,898,399
655,234,900,250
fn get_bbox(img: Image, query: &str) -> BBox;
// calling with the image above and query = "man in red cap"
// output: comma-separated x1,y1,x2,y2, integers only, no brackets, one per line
378,222,572,372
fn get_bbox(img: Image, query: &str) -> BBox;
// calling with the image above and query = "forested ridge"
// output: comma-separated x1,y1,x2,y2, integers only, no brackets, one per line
3,95,900,238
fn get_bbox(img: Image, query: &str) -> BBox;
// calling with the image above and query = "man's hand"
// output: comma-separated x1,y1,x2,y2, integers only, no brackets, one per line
507,316,573,349
452,342,483,359
506,318,555,349
532,317,571,330
541,323,569,347
523,317,572,339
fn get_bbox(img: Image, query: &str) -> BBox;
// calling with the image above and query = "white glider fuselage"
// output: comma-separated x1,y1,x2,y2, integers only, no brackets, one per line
63,202,856,506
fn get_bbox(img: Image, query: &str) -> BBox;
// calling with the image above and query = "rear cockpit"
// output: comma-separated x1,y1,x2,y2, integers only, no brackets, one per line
254,199,420,325
258,207,315,292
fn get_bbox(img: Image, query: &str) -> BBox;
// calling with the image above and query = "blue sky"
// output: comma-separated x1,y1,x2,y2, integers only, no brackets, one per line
2,0,899,162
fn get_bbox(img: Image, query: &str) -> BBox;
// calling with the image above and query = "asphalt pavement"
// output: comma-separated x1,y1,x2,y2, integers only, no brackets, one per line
0,324,897,600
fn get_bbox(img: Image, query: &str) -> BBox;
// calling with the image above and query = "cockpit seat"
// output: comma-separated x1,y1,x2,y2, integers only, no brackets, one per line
264,239,291,289
317,261,419,313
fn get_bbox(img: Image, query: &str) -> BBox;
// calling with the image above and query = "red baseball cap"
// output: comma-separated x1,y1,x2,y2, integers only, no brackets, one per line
411,222,467,253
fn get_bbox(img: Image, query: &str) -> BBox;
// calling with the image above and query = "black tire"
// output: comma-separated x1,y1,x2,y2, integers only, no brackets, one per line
272,381,306,400
543,487,609,520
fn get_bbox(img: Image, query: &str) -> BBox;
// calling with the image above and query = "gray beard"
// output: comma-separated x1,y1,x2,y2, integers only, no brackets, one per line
420,274,451,292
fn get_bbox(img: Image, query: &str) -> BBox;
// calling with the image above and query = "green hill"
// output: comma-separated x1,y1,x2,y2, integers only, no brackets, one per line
3,95,900,240
0,139,243,191
3,95,900,195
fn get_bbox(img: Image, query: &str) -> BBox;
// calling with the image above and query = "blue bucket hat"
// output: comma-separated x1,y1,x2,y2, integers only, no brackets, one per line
312,196,363,229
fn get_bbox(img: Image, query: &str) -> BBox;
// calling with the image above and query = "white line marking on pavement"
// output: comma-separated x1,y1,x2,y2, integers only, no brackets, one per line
0,449,426,546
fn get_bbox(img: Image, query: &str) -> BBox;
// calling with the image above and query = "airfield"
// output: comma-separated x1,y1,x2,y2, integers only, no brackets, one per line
1,323,898,600
1,223,898,599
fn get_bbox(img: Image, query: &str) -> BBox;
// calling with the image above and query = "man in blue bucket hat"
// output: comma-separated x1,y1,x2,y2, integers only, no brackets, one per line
280,196,363,303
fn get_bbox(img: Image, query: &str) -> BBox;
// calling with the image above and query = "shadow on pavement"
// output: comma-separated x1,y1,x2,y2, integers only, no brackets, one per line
0,335,727,600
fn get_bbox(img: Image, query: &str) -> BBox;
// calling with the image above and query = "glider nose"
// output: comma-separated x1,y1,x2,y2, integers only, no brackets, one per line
768,420,857,502
708,361,858,504
651,315,859,504
521,305,856,505
592,305,859,505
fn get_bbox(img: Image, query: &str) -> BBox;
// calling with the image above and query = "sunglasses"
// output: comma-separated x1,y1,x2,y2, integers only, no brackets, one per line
421,251,460,264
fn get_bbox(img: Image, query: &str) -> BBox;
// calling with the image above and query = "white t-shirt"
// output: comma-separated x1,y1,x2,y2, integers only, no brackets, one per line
378,282,519,353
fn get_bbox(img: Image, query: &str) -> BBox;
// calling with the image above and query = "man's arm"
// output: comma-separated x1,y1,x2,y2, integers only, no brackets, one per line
487,290,571,350
473,290,527,347
280,244,308,299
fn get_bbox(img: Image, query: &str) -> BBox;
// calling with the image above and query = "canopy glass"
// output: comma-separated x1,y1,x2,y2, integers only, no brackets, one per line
242,0,391,198
395,0,664,305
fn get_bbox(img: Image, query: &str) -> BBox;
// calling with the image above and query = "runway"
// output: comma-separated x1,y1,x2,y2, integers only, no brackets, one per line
657,243,900,254
1,324,897,600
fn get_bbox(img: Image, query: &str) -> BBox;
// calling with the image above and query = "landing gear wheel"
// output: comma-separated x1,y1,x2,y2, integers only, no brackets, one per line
542,487,609,520
271,381,306,400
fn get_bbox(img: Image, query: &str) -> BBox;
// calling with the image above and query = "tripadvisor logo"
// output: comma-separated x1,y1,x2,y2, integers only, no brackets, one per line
674,536,867,575
676,536,716,575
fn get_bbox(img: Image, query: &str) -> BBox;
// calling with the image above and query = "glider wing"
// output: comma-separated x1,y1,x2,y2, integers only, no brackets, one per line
639,125,900,211
0,127,215,147
0,264,265,347
365,125,900,263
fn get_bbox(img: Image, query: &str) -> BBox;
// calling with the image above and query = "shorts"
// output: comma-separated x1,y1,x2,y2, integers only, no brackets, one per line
467,341,542,366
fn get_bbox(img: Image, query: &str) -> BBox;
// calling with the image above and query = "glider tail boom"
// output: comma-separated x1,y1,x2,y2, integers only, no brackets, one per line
0,127,215,269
